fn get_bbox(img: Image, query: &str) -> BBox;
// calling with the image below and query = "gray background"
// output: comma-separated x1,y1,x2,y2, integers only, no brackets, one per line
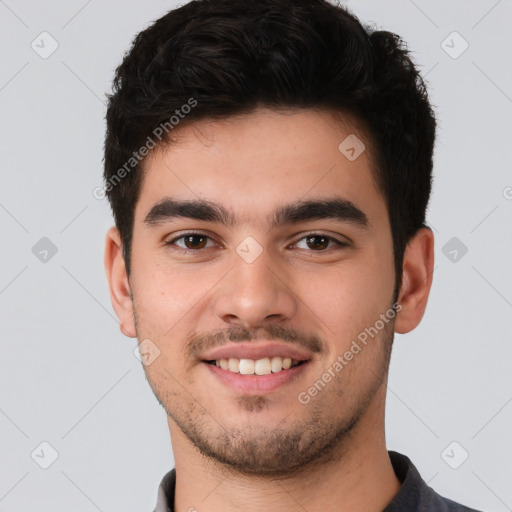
1,0,511,510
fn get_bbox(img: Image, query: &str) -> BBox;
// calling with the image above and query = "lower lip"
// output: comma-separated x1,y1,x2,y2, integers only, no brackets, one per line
203,361,310,394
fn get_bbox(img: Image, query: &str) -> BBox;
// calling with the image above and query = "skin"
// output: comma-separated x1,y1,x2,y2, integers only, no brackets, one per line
105,108,434,512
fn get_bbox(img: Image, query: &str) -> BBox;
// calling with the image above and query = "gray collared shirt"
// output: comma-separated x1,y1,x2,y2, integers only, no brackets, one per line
154,450,483,511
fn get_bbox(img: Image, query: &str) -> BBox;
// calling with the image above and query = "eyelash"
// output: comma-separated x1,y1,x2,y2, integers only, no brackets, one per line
164,231,348,254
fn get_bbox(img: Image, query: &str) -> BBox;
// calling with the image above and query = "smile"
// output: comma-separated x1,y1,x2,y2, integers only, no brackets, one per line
205,356,304,375
203,358,310,394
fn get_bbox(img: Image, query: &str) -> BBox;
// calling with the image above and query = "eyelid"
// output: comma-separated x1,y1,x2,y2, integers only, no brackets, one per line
292,231,350,247
165,230,219,249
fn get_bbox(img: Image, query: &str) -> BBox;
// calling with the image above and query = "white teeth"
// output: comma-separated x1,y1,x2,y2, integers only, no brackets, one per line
254,357,271,375
212,356,303,375
271,356,283,373
239,359,255,374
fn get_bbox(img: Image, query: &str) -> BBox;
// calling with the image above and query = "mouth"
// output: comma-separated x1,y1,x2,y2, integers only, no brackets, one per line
203,356,306,375
202,356,311,394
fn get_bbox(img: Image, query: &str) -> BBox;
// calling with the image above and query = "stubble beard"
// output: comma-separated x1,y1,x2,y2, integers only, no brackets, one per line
138,315,395,478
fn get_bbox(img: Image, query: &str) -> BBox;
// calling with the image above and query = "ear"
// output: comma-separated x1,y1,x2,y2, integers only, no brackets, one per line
104,226,137,338
394,227,434,334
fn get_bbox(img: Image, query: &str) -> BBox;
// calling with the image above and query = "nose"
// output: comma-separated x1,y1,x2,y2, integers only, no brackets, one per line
213,247,297,329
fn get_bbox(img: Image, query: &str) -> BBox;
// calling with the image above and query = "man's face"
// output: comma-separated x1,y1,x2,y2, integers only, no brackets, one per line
127,108,397,476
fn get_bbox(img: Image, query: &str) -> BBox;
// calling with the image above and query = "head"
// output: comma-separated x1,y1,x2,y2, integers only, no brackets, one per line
104,0,435,476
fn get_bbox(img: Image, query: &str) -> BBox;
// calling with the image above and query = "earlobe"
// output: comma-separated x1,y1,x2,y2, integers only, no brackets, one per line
104,226,137,338
394,227,435,334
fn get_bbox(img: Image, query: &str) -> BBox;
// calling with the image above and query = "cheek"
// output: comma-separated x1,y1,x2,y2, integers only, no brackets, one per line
295,253,393,342
133,259,212,323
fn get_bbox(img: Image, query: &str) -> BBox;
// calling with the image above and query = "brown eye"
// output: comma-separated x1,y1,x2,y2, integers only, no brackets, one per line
165,232,215,252
182,234,208,249
305,235,330,250
293,234,347,251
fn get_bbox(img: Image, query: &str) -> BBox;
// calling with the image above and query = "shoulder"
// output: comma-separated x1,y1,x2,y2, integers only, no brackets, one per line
385,451,483,512
153,468,176,512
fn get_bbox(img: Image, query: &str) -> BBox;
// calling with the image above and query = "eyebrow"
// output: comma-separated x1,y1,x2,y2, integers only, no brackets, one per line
143,197,369,230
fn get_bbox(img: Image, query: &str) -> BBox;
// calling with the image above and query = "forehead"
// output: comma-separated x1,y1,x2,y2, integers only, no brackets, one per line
134,108,386,230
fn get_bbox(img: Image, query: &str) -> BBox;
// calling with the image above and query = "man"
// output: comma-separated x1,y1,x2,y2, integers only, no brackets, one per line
103,0,482,510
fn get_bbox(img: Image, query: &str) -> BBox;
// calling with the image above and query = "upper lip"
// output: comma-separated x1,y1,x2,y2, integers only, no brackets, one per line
202,342,313,362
